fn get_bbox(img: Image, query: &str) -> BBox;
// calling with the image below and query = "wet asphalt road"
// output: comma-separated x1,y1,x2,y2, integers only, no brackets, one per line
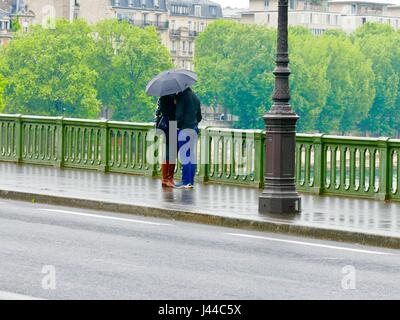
0,198,399,300
1,162,400,238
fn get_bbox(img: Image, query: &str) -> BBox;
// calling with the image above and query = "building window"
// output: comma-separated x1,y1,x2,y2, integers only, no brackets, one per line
154,0,159,8
264,0,269,10
128,0,133,7
351,4,357,15
171,40,176,52
210,6,217,16
194,5,201,17
289,0,296,10
172,5,189,15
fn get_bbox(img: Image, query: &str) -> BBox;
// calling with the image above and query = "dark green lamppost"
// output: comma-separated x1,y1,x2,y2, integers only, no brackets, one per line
258,0,301,214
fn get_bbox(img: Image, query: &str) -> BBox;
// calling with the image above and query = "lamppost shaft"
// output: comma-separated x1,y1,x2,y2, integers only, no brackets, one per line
258,0,301,214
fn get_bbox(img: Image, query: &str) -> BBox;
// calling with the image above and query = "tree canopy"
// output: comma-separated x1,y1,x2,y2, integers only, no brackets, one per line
0,18,172,121
1,19,100,118
195,20,275,129
0,74,5,113
354,23,400,136
0,18,399,137
195,21,396,136
91,20,172,122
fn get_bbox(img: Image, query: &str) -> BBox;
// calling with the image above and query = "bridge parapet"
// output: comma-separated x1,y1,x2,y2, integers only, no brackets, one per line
0,114,399,201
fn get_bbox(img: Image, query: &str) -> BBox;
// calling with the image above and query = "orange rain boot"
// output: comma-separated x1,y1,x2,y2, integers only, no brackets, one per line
161,162,169,187
166,163,176,188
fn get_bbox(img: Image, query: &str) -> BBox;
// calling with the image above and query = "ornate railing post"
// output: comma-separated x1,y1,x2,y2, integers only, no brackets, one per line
55,116,64,168
312,134,324,195
197,127,210,183
15,114,23,163
99,119,109,172
377,137,390,201
259,0,301,214
145,128,158,178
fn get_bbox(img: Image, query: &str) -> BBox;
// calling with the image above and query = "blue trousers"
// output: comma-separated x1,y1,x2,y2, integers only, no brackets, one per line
178,128,198,185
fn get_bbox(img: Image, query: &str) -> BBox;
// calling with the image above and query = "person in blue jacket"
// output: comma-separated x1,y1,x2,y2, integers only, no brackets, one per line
175,87,202,189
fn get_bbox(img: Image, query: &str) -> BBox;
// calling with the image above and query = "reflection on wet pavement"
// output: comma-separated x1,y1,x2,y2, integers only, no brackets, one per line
0,162,399,237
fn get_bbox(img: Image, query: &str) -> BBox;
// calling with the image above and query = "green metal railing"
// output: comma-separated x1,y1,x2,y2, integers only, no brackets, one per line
1,114,399,202
295,134,400,201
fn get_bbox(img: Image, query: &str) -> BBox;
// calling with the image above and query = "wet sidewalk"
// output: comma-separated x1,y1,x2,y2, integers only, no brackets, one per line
0,162,399,242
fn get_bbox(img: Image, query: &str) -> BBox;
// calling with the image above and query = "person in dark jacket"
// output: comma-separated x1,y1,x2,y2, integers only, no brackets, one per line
175,87,202,189
155,94,176,188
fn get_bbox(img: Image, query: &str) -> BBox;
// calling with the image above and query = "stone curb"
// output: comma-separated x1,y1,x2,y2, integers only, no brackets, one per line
0,189,399,250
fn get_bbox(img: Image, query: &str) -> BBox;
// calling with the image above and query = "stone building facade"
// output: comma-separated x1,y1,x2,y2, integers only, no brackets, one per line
243,0,400,34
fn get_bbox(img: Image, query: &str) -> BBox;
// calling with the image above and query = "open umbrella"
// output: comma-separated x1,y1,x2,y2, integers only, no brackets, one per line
146,69,197,97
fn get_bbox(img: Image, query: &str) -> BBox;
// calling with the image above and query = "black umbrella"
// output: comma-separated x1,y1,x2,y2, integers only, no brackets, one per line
146,69,197,97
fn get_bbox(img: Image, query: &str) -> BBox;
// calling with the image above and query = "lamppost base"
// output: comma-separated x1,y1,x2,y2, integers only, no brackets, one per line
259,192,301,214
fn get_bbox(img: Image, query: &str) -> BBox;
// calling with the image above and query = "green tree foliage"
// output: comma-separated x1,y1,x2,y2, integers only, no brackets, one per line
354,23,400,136
0,74,5,113
317,34,375,134
0,47,3,111
0,19,172,121
289,29,330,132
11,18,21,32
0,17,398,136
1,19,101,118
196,21,381,135
195,20,275,129
91,20,173,122
352,22,394,40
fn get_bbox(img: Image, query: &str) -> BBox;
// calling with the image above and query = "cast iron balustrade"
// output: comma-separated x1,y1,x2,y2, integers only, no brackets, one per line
0,114,399,201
